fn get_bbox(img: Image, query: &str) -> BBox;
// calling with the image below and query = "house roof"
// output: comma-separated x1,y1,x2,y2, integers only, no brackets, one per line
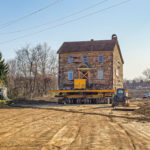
57,40,116,53
57,35,124,64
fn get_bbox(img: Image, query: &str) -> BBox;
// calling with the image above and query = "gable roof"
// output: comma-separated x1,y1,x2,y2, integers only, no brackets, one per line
57,40,116,54
57,35,124,64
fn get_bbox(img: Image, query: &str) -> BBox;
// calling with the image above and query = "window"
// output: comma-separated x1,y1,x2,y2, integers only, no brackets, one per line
98,70,103,79
68,71,73,80
116,69,119,77
117,89,124,94
83,55,87,62
98,55,103,63
68,56,73,63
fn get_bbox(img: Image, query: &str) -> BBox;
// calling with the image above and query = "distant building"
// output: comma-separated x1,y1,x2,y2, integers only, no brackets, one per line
57,34,124,90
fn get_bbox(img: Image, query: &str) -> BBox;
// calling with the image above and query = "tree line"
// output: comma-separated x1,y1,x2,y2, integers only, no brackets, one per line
7,43,58,99
124,68,150,89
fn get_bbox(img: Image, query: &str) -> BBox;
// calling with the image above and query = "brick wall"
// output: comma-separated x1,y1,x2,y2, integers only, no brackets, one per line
59,51,114,90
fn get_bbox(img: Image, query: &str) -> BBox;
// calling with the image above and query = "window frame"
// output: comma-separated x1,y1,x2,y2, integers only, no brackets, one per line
98,55,103,63
68,56,73,63
83,55,87,63
98,70,103,80
68,71,73,80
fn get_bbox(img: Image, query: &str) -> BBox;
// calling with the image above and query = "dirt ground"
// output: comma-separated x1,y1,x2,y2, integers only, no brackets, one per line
0,101,150,150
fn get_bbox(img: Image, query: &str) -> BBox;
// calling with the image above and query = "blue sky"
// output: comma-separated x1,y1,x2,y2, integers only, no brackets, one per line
0,0,149,79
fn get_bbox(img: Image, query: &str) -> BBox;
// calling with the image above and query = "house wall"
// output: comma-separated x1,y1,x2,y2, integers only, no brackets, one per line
59,51,114,90
113,44,123,89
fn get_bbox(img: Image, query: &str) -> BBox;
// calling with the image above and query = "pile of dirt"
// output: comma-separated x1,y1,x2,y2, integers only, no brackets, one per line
134,103,150,116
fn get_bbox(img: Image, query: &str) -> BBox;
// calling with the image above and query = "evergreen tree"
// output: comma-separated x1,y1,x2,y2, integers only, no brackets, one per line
0,52,8,85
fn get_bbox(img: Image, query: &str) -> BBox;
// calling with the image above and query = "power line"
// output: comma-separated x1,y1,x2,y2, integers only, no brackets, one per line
0,0,109,35
0,0,63,30
0,0,131,45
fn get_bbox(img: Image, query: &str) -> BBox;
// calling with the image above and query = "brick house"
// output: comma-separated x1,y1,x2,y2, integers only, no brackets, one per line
57,34,124,90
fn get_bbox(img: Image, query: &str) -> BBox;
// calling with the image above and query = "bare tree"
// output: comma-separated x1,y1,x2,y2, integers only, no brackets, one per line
7,59,18,98
8,59,18,77
143,68,150,80
7,43,58,99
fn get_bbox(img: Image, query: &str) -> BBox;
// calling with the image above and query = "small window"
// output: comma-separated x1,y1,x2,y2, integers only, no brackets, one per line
98,70,103,79
98,55,103,63
68,56,73,63
83,55,87,62
116,69,119,77
68,71,73,80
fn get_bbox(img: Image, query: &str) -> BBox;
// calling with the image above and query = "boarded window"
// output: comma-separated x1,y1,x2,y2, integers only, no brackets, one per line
68,71,73,80
98,55,103,62
68,56,73,63
83,55,87,62
98,70,103,79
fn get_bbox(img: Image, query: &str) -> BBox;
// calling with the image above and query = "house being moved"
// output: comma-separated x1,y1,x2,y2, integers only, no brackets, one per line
57,34,124,90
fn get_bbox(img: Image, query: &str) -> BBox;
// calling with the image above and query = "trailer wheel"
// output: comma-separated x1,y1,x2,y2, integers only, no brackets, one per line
58,99,66,104
112,100,117,107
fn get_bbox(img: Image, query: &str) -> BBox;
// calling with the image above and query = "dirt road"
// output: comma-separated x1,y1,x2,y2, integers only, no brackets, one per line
0,105,150,150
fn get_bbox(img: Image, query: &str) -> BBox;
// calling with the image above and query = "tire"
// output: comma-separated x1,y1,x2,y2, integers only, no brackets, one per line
112,103,115,107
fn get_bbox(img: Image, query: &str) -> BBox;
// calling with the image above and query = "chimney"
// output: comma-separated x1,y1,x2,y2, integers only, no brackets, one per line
112,34,117,40
91,39,94,42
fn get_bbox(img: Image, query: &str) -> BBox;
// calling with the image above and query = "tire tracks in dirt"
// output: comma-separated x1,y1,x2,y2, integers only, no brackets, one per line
0,111,74,150
0,110,43,137
1,105,150,150
65,114,114,150
122,125,150,150
0,110,67,140
117,123,136,150
68,125,81,148
33,113,74,148
41,113,83,150
108,116,136,150
0,109,35,123
109,117,150,150
34,107,150,122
